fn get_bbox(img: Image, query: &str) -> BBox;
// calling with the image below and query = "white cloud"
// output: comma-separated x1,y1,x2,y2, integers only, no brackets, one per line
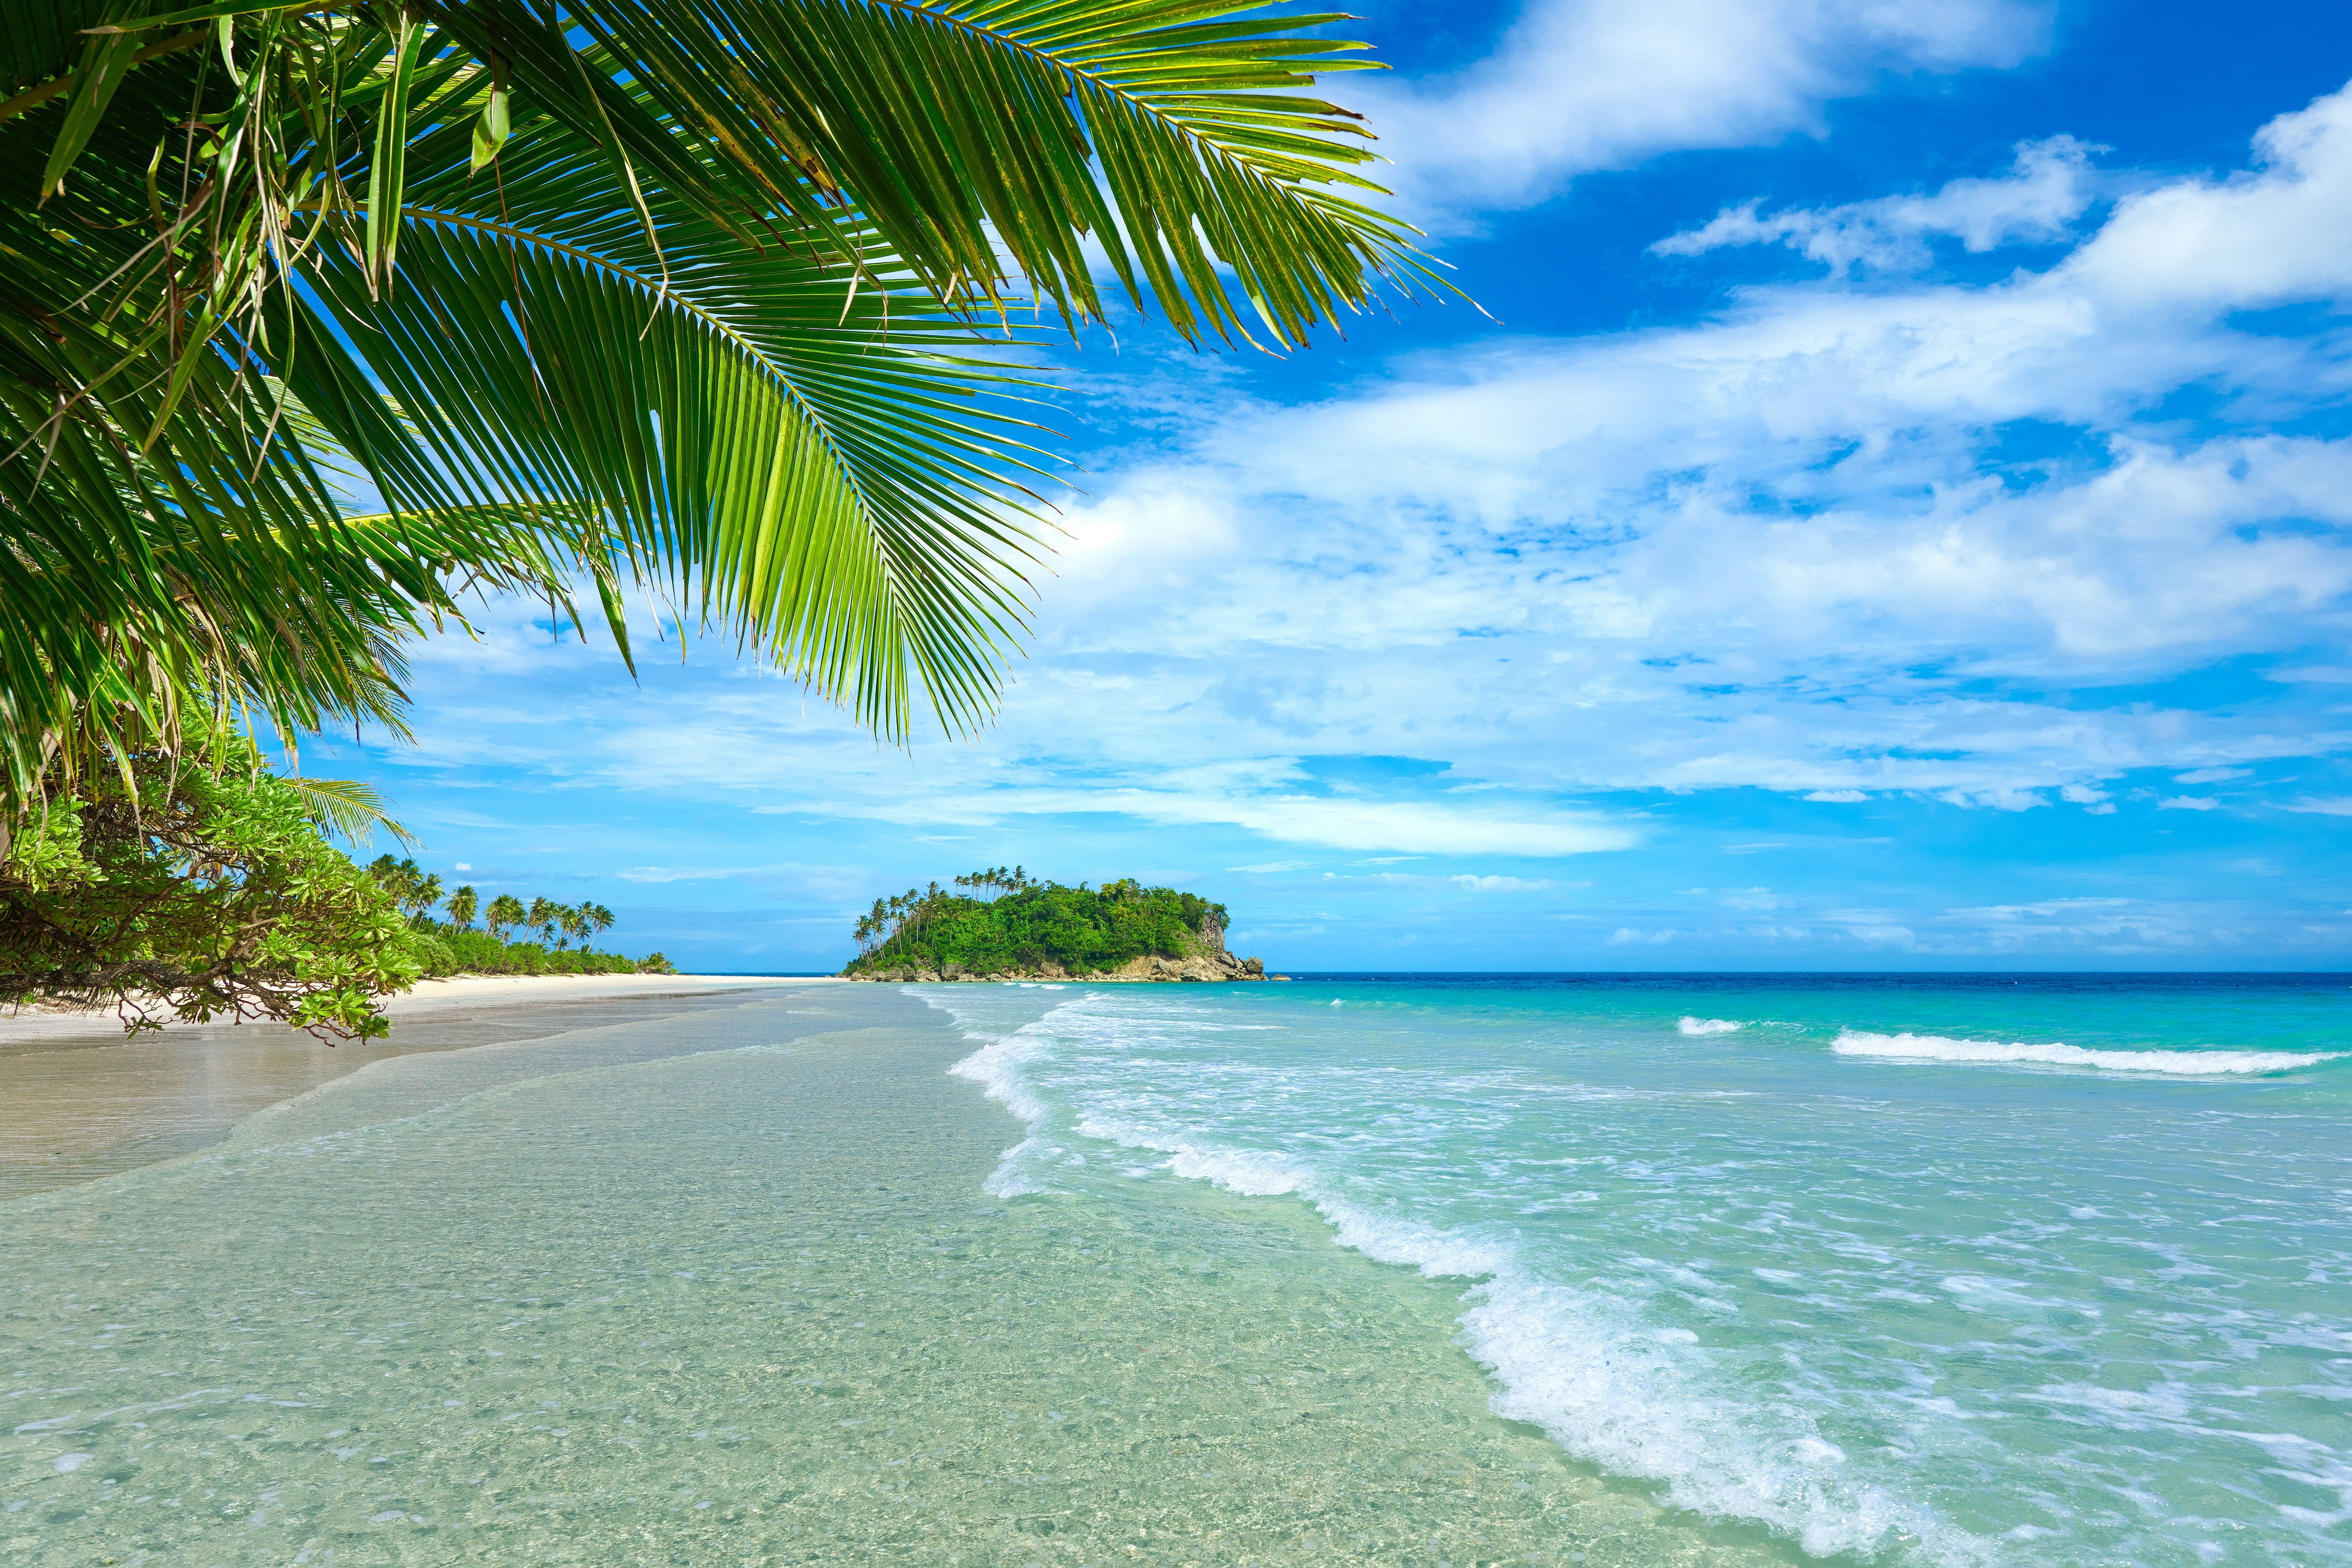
1358,0,2050,220
2284,797,2352,816
2158,796,2220,811
975,83,2352,808
2063,84,2352,311
2173,767,2249,784
2060,783,2120,815
368,80,2352,859
1653,135,2098,272
1947,897,2132,921
1718,887,1796,909
1042,792,1633,856
617,864,756,883
1452,874,1557,892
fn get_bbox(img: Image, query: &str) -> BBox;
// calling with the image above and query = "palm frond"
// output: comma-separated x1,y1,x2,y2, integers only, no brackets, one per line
282,774,416,848
431,0,1443,347
279,82,1062,736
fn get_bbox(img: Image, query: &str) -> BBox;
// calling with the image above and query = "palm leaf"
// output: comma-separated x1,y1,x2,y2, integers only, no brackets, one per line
282,774,417,847
427,0,1442,347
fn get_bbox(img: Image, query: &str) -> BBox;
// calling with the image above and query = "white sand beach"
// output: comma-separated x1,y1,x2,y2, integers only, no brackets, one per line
0,971,834,1047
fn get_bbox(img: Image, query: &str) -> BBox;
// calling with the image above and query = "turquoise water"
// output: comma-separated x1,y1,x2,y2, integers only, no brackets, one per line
938,974,2352,1567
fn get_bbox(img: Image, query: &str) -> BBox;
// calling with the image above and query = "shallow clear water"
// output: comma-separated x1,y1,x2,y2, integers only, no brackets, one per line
939,974,2352,1568
0,986,1781,1567
0,989,776,1200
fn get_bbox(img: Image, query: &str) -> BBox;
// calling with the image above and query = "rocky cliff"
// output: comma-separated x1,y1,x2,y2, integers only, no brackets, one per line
847,945,1284,984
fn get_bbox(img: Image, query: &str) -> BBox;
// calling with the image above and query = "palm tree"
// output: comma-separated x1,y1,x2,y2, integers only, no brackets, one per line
367,855,427,913
558,904,591,949
526,897,559,948
1,2,1435,809
581,902,614,944
407,872,445,922
484,893,526,943
445,884,478,931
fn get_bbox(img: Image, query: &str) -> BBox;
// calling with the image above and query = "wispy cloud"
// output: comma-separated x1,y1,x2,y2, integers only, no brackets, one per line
1653,135,2099,272
1359,0,2050,220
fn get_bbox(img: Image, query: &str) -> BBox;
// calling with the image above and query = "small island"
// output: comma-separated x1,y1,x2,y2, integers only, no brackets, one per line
840,868,1284,983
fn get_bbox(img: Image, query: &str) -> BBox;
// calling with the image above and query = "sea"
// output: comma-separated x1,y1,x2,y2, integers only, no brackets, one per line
2,973,2346,1566
939,974,2352,1568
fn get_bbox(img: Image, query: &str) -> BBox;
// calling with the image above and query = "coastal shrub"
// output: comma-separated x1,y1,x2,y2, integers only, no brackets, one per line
409,931,640,982
0,735,424,1040
405,926,652,978
0,733,678,1038
844,871,1228,977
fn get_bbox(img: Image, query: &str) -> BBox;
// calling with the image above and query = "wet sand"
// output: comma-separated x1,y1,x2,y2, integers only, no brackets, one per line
0,975,810,1200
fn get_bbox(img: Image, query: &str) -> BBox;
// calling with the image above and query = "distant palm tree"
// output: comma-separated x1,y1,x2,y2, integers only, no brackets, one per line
581,903,615,944
2,1,1434,806
857,897,890,955
445,886,478,931
558,906,591,949
526,898,560,948
485,895,526,944
365,855,444,920
366,855,415,902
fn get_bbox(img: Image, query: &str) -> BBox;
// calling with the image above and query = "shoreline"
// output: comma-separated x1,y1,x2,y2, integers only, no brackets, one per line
0,970,831,1049
0,973,821,1201
0,985,1753,1566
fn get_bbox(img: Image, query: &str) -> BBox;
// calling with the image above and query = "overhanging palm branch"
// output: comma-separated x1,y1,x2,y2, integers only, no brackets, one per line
1,0,1439,808
283,773,416,847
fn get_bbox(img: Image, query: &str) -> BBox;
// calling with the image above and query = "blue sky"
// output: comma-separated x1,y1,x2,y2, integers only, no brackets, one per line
313,0,2352,973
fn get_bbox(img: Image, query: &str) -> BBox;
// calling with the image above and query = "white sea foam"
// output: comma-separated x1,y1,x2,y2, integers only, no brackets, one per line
1677,1017,1743,1036
1460,1271,1989,1562
936,987,1997,1563
1063,1092,1985,1562
1832,1030,2345,1075
1301,1192,1987,1563
939,995,1099,1196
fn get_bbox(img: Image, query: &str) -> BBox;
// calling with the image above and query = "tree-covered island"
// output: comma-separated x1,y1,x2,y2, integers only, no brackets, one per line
842,869,1282,983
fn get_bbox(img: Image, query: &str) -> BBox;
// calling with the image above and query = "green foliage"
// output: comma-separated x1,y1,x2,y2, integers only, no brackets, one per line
369,866,661,975
484,893,526,941
366,855,445,918
406,926,648,979
0,733,423,1039
845,871,1227,977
